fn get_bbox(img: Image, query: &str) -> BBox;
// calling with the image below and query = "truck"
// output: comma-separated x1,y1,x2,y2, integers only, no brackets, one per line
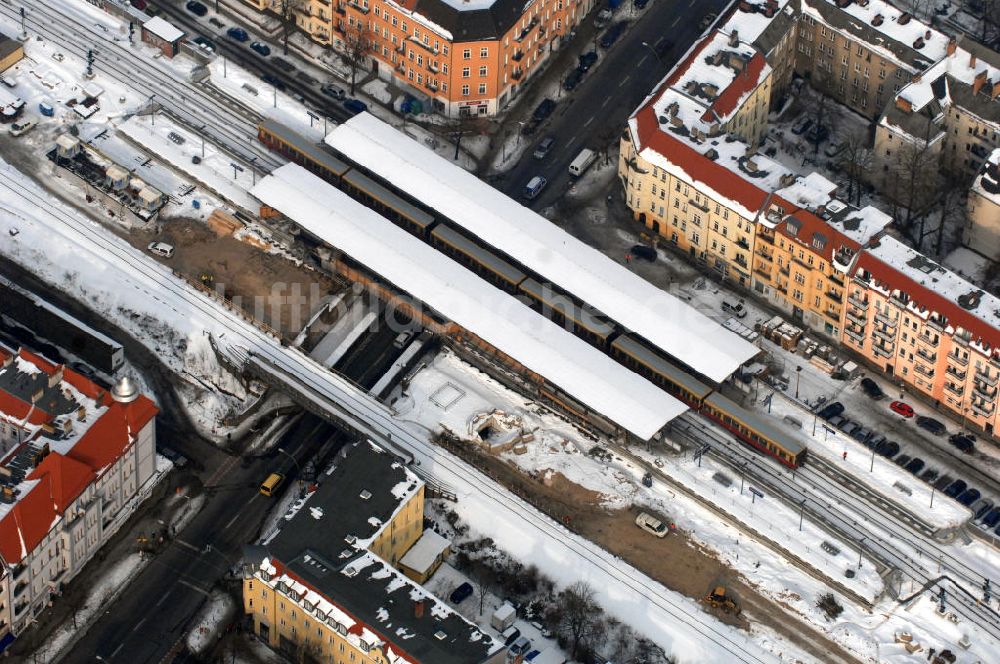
491,602,516,631
568,148,597,177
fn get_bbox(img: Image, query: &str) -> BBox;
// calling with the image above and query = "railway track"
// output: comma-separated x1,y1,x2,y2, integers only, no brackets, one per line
0,167,778,664
0,0,284,171
677,414,1000,639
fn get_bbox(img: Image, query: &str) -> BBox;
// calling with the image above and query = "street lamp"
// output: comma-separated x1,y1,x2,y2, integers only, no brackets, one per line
277,446,302,476
640,41,666,68
148,93,157,127
857,536,866,569
798,498,806,532
795,365,803,399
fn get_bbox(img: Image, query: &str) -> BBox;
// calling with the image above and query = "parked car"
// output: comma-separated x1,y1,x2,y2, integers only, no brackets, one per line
193,36,216,53
209,17,225,28
827,414,846,429
916,416,946,435
949,433,975,453
944,479,967,498
343,98,368,115
630,244,657,262
957,488,981,507
130,0,147,9
509,636,532,656
851,426,872,443
271,57,297,73
974,500,995,520
721,299,747,318
594,8,613,29
904,457,925,475
920,468,940,484
791,117,813,136
982,507,1000,528
816,401,844,420
876,440,900,458
933,474,954,491
699,12,717,30
839,420,859,437
824,141,846,158
890,400,914,418
578,51,599,71
634,0,649,8
563,68,584,91
321,83,346,100
227,27,249,42
147,241,175,258
532,98,556,122
867,434,886,450
533,136,555,160
250,41,271,56
805,123,829,144
893,454,911,468
185,1,208,16
449,582,474,604
10,118,37,137
860,377,885,400
523,175,547,200
635,512,668,538
501,625,521,646
600,22,627,48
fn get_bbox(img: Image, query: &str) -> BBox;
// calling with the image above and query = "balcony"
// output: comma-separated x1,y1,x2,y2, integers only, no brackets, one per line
946,365,967,381
872,327,894,343
976,370,998,387
846,308,866,325
754,266,772,279
825,290,842,303
873,343,894,359
335,2,345,14
756,250,772,263
973,400,996,417
828,272,844,287
944,382,964,397
758,231,774,244
917,332,939,347
777,284,788,294
515,17,539,42
428,62,439,73
779,265,790,276
734,255,749,270
512,68,524,80
974,383,998,400
948,352,968,367
737,237,750,250
845,326,866,342
824,309,840,322
914,363,934,379
347,0,369,13
848,294,868,309
792,254,811,269
874,311,896,327
916,347,936,363
512,50,524,62
410,37,438,54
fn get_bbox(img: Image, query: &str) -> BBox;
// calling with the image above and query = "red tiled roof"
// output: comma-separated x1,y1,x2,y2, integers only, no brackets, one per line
634,104,770,215
775,210,861,263
28,452,94,514
0,391,50,426
704,52,768,122
0,475,58,565
63,367,107,401
855,249,1000,350
17,349,58,375
68,397,157,472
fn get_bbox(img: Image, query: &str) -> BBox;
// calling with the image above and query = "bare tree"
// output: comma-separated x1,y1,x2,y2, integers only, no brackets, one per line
802,70,834,164
558,581,601,659
965,0,1000,46
273,0,305,56
839,129,873,206
339,22,374,96
895,0,935,21
596,124,620,166
884,113,941,235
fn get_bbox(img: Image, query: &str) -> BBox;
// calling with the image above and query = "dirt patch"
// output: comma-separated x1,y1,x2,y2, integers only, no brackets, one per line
135,218,342,336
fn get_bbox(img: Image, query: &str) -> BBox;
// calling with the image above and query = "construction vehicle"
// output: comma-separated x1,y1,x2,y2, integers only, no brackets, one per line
704,586,740,615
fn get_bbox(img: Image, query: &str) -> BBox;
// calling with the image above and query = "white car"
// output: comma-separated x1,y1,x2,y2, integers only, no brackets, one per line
147,242,175,258
635,512,668,538
10,119,37,137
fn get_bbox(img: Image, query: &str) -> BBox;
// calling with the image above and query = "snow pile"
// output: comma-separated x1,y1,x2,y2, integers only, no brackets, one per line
185,591,236,654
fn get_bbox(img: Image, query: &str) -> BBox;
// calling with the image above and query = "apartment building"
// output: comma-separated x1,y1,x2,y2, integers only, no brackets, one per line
843,235,1000,436
0,347,158,640
966,149,1000,259
243,441,503,663
240,0,592,116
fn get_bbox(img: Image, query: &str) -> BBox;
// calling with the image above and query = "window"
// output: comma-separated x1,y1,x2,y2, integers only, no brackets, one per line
479,65,487,77
480,47,488,58
462,67,470,77
463,48,471,59
461,84,470,96
478,83,486,94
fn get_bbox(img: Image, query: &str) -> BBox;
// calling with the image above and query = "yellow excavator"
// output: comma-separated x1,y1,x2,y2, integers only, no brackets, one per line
704,586,741,615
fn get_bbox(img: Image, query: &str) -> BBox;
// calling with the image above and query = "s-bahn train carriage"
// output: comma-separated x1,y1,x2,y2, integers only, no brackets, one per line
610,334,713,407
429,225,526,293
257,119,350,182
702,392,807,468
342,169,436,236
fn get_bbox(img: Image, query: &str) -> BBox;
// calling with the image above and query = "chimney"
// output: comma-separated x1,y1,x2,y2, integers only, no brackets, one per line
970,52,977,68
414,599,426,619
895,96,913,113
77,406,87,421
31,388,43,404
729,30,739,47
973,70,988,95
925,30,932,40
947,35,957,57
48,366,63,388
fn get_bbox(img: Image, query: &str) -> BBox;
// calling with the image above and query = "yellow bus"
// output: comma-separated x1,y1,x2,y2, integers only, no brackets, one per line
259,472,284,497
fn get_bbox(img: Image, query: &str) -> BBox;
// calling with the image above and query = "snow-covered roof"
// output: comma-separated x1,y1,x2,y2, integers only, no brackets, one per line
973,148,1000,207
398,528,449,574
327,114,759,383
142,16,183,43
252,164,687,440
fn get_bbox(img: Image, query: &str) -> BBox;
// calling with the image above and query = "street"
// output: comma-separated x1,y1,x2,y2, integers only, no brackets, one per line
497,0,729,207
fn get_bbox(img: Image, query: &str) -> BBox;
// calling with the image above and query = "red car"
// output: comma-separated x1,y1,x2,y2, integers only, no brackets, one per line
890,400,914,418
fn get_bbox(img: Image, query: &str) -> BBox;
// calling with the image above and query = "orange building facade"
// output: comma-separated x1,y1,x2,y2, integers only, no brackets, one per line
242,0,595,116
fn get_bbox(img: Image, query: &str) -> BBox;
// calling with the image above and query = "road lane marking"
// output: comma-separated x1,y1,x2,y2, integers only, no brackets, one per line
155,588,174,607
567,135,578,145
584,117,594,127
175,539,200,554
601,97,610,108
671,16,680,27
619,74,631,87
637,53,648,66
132,617,147,633
110,643,124,659
224,510,241,531
177,579,212,597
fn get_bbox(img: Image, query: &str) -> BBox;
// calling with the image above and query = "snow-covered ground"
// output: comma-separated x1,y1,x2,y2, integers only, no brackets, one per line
186,590,237,654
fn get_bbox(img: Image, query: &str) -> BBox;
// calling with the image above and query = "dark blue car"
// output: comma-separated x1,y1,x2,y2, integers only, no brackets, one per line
600,23,626,48
449,582,473,604
227,27,249,42
343,98,368,115
957,488,981,507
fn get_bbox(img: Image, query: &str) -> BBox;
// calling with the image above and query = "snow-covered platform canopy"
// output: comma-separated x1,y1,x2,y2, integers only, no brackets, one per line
252,164,688,440
326,113,759,383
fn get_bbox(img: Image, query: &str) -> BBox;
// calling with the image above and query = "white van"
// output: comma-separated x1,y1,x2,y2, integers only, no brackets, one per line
635,512,668,538
523,175,547,199
147,242,175,258
568,148,596,177
10,118,36,137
